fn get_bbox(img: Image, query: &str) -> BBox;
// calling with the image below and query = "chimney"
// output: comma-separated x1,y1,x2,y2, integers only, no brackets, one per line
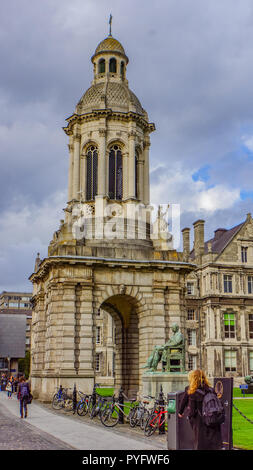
34,252,41,272
193,219,205,261
182,227,190,261
214,228,227,239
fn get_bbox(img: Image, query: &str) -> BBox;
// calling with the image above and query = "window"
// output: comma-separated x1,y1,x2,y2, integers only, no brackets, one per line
9,302,19,308
241,247,248,263
108,145,123,200
98,58,105,74
186,282,194,295
120,61,125,78
188,355,197,370
187,309,195,320
109,58,117,73
248,276,253,294
225,350,236,371
86,145,98,201
96,326,101,344
97,309,100,316
187,329,196,346
0,359,8,369
224,312,235,338
250,351,253,372
224,275,233,293
95,353,100,372
249,314,253,339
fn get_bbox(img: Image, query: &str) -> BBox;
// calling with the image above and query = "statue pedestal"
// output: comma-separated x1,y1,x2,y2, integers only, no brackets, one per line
142,372,189,398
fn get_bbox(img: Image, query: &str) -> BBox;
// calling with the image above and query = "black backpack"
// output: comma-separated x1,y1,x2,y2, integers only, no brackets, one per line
198,388,225,427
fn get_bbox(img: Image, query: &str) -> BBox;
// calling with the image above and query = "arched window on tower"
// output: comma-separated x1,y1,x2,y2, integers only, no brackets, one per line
98,58,105,74
120,61,125,78
109,58,117,73
86,145,98,200
109,145,123,200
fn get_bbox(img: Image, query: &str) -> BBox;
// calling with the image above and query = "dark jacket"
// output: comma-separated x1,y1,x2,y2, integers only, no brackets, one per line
179,384,222,450
18,382,30,401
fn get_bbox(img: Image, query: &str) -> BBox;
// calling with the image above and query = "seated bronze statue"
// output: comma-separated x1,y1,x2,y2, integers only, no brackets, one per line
142,323,184,372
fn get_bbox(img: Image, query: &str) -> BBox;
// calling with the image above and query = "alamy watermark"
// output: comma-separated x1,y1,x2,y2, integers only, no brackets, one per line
71,198,181,250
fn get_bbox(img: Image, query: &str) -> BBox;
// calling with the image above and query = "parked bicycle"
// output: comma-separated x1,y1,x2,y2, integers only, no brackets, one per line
100,395,136,427
129,395,155,430
76,391,93,417
144,399,168,436
89,394,112,419
52,386,73,412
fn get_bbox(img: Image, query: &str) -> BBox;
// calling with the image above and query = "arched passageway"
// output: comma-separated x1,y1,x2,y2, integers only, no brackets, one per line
98,294,139,398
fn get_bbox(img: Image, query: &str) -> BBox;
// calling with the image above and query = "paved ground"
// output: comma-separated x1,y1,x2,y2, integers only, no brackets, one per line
0,392,167,451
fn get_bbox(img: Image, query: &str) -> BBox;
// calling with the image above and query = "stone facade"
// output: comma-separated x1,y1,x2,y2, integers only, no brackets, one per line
184,213,253,385
29,33,194,401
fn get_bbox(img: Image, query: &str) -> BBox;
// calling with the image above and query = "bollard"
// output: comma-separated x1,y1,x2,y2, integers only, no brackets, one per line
92,382,98,408
158,385,165,434
73,383,77,414
118,386,124,424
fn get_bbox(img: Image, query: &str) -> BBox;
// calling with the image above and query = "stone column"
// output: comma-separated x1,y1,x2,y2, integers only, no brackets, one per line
128,131,136,199
67,143,74,202
152,287,167,348
98,128,106,197
72,133,81,201
57,282,77,375
80,153,87,201
123,151,129,200
239,309,246,341
143,138,150,205
137,159,144,202
216,306,222,340
78,283,95,389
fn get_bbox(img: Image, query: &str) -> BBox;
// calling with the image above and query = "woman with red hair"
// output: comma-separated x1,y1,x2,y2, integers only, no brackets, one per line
178,369,222,450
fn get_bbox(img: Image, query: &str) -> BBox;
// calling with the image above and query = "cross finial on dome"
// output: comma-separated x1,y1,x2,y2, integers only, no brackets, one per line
109,14,112,36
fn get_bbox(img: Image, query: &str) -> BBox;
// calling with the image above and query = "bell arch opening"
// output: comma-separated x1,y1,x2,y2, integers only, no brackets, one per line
95,294,139,398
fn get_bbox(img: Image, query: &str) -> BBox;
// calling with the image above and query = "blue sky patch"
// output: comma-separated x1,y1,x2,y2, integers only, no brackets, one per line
192,164,211,183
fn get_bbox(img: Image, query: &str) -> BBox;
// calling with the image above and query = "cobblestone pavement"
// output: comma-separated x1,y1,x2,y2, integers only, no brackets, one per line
0,392,167,450
0,398,75,450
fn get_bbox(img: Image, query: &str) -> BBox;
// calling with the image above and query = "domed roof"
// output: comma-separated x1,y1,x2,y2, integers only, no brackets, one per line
94,36,126,56
76,82,144,116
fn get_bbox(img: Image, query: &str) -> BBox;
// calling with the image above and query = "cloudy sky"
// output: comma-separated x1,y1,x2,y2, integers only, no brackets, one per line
1,0,253,292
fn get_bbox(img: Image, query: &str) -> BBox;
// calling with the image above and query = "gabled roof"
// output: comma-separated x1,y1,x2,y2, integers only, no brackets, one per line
190,221,245,260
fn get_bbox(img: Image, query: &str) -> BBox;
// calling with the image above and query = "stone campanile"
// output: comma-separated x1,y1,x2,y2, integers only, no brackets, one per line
30,29,194,401
57,32,155,250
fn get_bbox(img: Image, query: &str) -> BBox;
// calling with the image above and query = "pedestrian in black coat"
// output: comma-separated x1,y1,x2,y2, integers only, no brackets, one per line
178,369,222,450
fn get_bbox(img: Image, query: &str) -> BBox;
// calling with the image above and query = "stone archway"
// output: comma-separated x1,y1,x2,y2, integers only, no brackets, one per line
98,293,140,398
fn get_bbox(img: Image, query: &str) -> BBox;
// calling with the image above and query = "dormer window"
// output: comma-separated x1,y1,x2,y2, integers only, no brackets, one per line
98,58,105,74
109,58,117,73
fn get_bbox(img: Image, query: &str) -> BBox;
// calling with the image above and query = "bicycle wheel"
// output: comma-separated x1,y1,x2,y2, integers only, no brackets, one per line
52,394,64,410
64,398,74,412
77,400,88,416
129,407,137,427
140,409,150,430
100,406,120,427
144,412,158,436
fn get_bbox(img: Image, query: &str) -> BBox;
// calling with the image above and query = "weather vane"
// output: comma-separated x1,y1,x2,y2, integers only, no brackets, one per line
109,14,112,36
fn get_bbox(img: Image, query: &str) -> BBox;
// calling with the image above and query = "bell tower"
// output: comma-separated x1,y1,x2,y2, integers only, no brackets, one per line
55,29,155,251
30,25,194,402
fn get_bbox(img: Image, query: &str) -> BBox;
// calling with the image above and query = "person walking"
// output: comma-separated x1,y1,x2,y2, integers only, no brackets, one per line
178,369,223,450
18,376,31,418
6,378,13,398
